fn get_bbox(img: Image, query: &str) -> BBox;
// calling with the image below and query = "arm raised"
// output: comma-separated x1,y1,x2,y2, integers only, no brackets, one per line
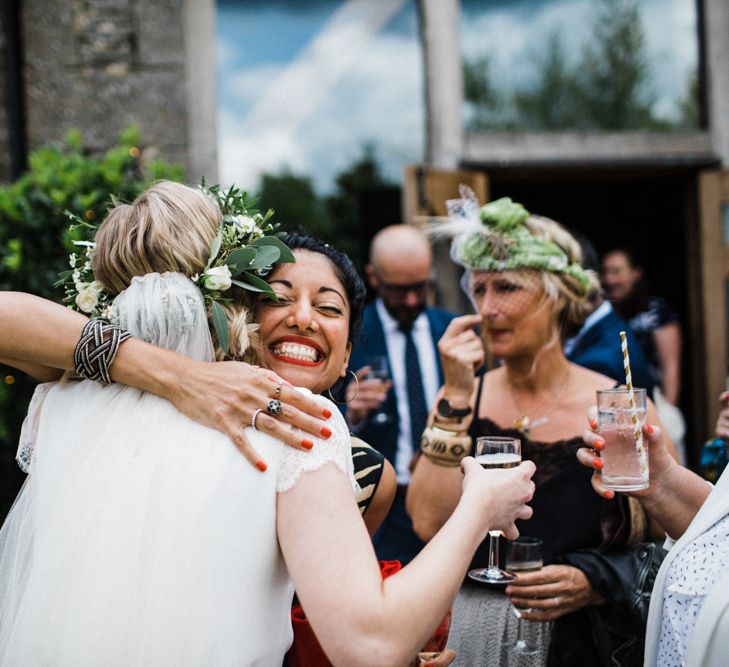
407,314,483,541
279,457,535,667
0,292,331,468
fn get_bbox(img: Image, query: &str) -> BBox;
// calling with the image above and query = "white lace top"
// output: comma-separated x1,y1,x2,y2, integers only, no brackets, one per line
16,381,55,473
275,388,359,495
657,513,729,665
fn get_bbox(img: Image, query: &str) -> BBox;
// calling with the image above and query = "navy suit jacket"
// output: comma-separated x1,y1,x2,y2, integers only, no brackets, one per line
567,307,655,398
344,302,456,466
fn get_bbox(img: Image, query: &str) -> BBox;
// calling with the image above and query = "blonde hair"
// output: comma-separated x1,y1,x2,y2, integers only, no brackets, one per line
523,215,599,333
93,180,255,361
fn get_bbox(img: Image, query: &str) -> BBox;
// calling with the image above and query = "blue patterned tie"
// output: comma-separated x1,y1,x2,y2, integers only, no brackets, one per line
401,324,428,454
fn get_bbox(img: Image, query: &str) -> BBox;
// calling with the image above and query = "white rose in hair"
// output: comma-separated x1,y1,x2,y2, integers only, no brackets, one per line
204,265,232,291
232,215,258,235
75,287,99,313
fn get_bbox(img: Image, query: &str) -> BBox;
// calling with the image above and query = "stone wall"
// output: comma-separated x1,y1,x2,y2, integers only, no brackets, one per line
7,0,218,180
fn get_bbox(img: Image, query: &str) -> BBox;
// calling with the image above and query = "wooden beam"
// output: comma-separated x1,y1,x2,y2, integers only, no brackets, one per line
698,170,729,436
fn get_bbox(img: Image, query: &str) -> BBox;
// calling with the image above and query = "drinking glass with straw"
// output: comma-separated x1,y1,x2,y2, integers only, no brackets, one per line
595,332,649,491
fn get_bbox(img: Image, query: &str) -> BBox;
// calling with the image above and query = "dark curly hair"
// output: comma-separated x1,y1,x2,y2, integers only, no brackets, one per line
278,231,366,343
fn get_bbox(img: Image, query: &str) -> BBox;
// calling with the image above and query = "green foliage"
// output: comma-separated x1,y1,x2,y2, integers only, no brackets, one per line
513,31,583,129
677,72,701,130
463,54,506,129
0,126,182,298
324,147,393,269
258,169,331,239
258,147,396,270
0,127,183,519
464,0,699,131
576,0,661,129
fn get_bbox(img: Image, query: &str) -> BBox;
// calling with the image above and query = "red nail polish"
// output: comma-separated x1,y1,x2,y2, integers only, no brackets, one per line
320,426,332,438
256,460,268,472
301,439,314,450
594,439,605,450
646,424,654,434
590,419,598,430
322,408,332,419
603,490,614,499
593,458,604,470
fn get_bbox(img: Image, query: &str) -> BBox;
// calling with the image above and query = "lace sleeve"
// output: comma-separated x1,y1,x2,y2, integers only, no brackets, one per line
276,391,360,495
17,382,56,473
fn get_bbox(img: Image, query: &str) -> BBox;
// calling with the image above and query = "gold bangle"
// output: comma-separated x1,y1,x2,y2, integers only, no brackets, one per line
420,426,472,467
430,413,470,432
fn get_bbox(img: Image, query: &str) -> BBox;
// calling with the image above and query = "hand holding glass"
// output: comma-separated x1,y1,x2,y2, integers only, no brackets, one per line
468,436,521,584
596,388,648,492
367,356,392,425
506,537,543,656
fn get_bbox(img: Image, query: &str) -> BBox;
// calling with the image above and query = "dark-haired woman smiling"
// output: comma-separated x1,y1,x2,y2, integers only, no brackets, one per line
0,201,535,667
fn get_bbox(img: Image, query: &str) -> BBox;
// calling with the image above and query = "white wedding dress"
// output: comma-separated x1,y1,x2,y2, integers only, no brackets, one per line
0,273,356,667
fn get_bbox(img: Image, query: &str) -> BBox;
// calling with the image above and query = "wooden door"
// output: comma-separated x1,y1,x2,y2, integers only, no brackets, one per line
697,170,729,436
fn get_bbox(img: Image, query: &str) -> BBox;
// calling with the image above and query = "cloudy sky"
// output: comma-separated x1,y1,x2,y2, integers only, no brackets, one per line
216,0,699,193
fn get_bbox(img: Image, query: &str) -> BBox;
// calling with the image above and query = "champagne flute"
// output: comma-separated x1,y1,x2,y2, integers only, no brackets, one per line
506,537,543,656
468,436,521,584
367,355,392,425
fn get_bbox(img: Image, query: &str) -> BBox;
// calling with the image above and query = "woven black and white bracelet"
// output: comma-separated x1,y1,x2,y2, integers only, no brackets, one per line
73,319,132,384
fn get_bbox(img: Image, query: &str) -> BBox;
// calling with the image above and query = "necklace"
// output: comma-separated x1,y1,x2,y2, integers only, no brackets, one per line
508,371,571,435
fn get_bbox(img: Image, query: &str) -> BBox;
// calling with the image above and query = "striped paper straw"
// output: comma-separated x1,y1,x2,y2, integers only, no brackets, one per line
620,331,648,475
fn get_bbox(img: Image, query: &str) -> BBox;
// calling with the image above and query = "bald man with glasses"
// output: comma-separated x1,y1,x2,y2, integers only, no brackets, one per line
343,224,457,565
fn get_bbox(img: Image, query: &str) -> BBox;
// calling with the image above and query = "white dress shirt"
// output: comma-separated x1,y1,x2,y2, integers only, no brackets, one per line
376,299,441,484
563,300,613,357
657,513,729,665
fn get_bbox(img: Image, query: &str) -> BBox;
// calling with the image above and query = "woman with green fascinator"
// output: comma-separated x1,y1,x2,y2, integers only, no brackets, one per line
408,190,681,666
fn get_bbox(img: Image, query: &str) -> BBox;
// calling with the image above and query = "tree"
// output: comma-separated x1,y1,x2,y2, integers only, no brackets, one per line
513,30,582,129
575,0,660,129
258,169,332,238
256,148,399,272
324,147,398,270
677,71,701,129
465,0,683,131
463,54,505,130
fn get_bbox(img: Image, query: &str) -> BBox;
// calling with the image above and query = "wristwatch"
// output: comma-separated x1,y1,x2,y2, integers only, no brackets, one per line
436,397,472,420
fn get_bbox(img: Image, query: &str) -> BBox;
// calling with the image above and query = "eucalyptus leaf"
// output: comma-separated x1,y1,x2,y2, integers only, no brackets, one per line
247,245,280,269
229,278,268,294
207,231,223,268
251,236,295,263
210,300,229,354
225,247,256,271
238,271,276,294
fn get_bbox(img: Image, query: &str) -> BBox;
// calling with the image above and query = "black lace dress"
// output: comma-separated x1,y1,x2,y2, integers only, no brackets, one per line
448,376,645,667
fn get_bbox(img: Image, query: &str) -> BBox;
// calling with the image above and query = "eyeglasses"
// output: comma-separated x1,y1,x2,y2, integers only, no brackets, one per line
378,279,432,299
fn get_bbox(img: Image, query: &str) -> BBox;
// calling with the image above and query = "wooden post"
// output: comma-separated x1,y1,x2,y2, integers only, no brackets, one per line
417,0,463,169
698,170,729,438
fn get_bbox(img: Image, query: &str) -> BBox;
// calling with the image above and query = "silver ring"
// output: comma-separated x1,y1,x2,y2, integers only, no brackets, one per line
273,384,282,400
251,408,264,430
267,399,283,415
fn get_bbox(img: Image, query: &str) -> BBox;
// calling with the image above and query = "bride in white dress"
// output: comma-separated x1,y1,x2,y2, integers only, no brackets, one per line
0,182,535,666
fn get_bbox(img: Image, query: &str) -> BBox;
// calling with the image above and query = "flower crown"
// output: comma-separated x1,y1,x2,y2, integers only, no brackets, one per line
430,186,592,292
56,181,293,354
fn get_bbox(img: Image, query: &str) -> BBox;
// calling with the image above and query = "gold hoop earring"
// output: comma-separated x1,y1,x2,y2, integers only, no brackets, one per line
327,369,359,405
